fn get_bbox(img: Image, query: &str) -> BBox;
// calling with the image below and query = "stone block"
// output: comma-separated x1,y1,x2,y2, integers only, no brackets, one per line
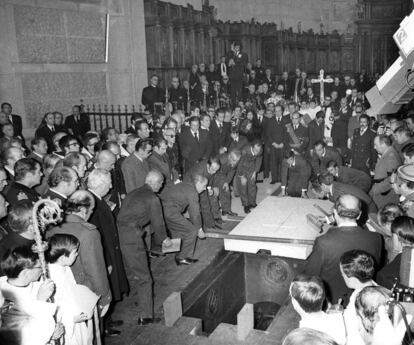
14,5,65,35
16,35,68,63
65,11,105,37
163,291,182,327
237,303,254,341
67,37,105,63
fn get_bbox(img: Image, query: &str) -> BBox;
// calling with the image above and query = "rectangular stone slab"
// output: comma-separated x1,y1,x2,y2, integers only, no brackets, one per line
224,196,333,259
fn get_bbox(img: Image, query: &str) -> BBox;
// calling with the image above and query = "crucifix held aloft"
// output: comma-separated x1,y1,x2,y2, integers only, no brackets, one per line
311,69,333,104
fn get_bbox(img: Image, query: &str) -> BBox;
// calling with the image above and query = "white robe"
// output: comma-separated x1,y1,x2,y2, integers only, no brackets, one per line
48,264,98,345
0,276,57,345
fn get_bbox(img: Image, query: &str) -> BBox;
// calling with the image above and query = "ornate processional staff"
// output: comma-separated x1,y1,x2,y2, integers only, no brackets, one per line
311,69,333,104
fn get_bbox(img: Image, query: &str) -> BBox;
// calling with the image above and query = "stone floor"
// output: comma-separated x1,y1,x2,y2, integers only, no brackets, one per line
106,179,280,345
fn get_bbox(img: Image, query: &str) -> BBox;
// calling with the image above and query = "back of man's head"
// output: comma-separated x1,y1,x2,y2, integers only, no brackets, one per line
8,201,33,234
334,194,361,221
290,274,325,314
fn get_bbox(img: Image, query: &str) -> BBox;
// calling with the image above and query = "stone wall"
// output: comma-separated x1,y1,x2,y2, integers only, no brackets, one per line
0,0,148,136
210,0,358,34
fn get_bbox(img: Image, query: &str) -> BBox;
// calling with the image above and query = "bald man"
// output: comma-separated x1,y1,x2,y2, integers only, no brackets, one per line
117,170,169,325
95,150,116,172
304,194,382,304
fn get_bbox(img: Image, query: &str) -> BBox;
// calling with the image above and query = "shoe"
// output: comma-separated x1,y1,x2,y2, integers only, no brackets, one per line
108,320,124,328
270,180,276,184
214,218,224,224
250,203,257,208
222,211,238,217
244,206,251,214
175,257,198,266
137,317,161,326
104,327,121,337
213,222,223,229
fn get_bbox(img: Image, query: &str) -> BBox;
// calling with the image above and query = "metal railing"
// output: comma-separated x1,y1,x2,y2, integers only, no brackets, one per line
83,104,139,133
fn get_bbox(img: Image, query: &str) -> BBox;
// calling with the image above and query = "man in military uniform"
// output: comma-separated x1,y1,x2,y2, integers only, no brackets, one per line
117,170,169,325
160,174,208,265
5,158,42,206
350,114,376,174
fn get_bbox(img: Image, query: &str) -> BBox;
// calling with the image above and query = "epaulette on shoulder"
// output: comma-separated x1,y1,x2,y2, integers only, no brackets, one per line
83,222,97,231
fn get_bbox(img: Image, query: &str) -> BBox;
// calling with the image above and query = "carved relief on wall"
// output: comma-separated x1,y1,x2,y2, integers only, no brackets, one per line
329,51,340,72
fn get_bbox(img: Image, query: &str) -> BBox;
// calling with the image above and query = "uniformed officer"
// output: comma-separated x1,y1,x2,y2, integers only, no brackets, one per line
5,158,42,206
117,170,169,325
160,173,208,265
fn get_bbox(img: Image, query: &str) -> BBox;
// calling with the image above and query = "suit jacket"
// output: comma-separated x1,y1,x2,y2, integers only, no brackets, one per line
308,120,325,149
237,145,262,178
141,85,164,112
178,127,212,172
337,166,372,193
210,120,231,156
351,128,376,172
311,147,343,175
184,159,214,186
281,155,312,190
27,152,43,165
10,114,24,141
305,225,382,303
117,184,166,245
64,114,91,140
377,253,401,289
5,181,40,206
148,151,173,185
48,214,112,308
35,125,56,153
228,135,249,152
121,153,149,193
89,194,129,300
213,153,238,186
263,116,289,147
371,146,402,194
160,182,202,230
42,188,67,208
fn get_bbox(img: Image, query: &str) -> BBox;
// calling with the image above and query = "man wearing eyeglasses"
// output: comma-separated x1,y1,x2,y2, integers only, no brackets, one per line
58,134,80,157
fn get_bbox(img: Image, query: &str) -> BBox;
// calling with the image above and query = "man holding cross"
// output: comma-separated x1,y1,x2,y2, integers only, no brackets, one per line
311,69,333,104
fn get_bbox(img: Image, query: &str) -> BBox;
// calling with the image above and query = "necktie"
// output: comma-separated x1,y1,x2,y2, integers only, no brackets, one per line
194,132,199,142
51,126,55,132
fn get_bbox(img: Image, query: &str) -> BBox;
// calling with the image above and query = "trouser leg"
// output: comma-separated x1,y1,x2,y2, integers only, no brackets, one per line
199,190,215,228
247,178,257,206
236,176,249,207
120,235,153,318
219,186,232,213
166,215,198,259
208,193,221,219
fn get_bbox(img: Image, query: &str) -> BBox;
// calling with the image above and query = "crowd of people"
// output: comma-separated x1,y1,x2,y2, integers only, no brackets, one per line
0,41,414,345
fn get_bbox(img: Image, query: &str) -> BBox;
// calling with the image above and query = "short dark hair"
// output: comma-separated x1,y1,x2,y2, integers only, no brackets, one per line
46,234,80,264
391,216,414,244
8,201,33,234
378,203,403,226
394,125,411,137
1,246,39,279
284,150,295,159
315,111,325,120
188,116,200,125
82,132,99,147
327,160,338,169
340,250,375,283
359,114,370,123
14,158,40,182
59,135,77,151
101,127,117,142
48,166,76,188
153,137,167,149
31,137,47,150
0,102,11,110
135,138,153,152
402,143,414,159
375,134,392,146
290,275,325,313
313,140,326,148
318,172,334,186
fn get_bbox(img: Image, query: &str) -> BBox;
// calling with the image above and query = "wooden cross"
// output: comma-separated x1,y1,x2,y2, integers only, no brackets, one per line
311,69,333,104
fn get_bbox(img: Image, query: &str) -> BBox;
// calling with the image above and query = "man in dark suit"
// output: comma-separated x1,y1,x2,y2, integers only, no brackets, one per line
64,105,91,141
141,74,164,113
277,71,293,99
307,111,325,151
209,109,231,156
263,104,290,183
160,174,208,264
331,98,352,155
42,166,79,208
121,138,152,193
178,116,211,172
1,102,24,143
228,127,249,152
227,41,248,103
87,169,129,304
148,137,173,186
304,194,382,304
327,161,372,193
236,141,262,214
311,140,342,176
117,171,168,325
168,77,188,111
0,202,35,275
281,151,312,198
350,114,376,174
184,158,221,229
